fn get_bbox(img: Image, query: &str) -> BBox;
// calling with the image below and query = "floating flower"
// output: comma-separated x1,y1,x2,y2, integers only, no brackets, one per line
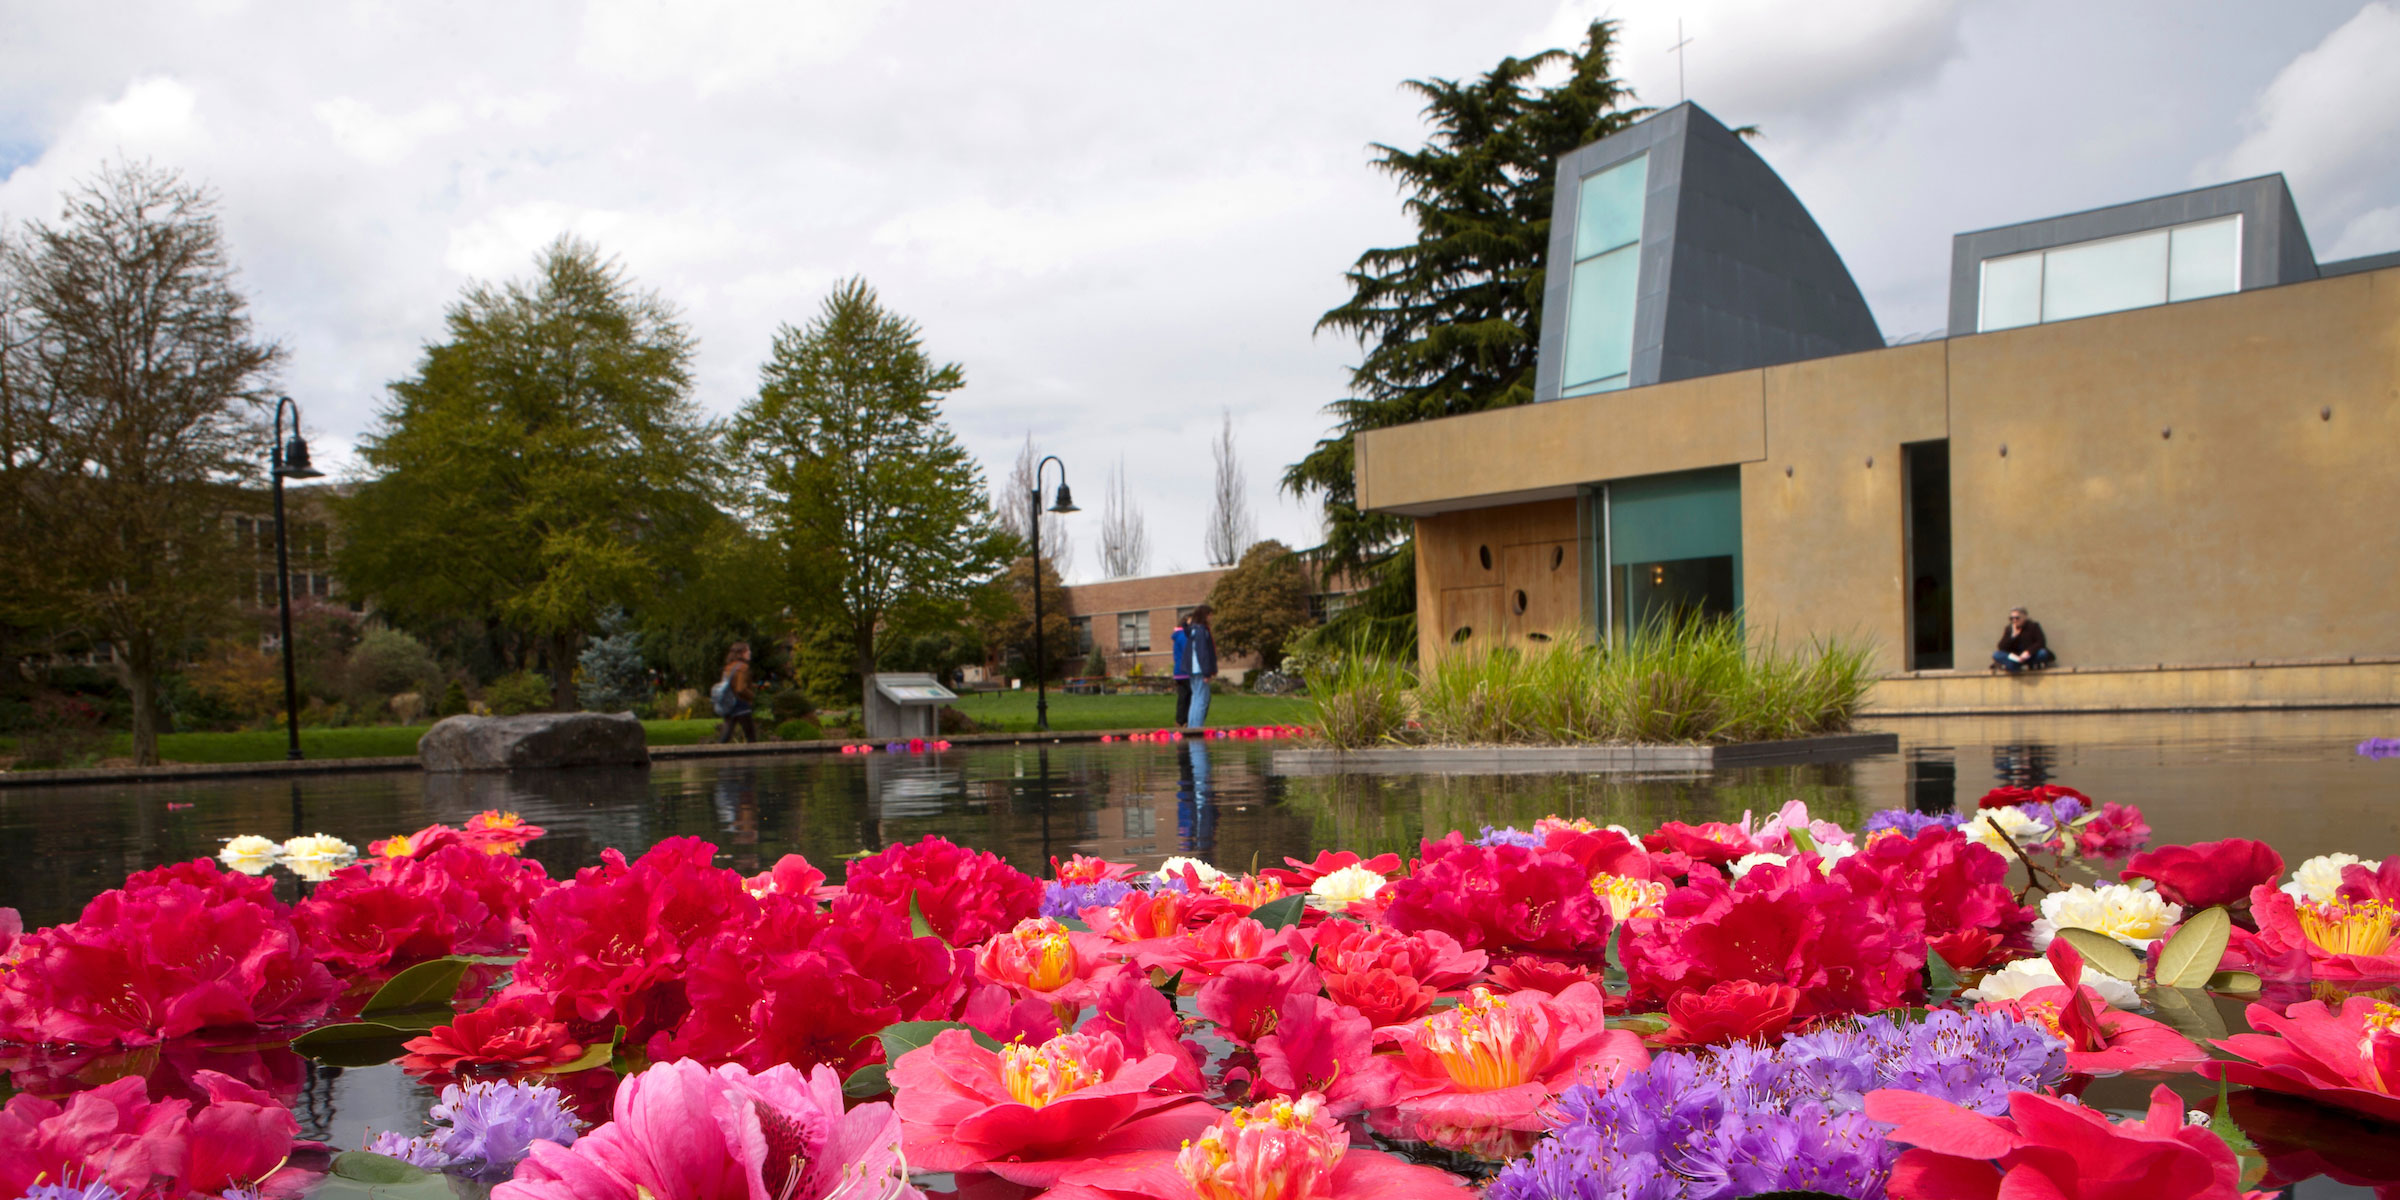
416,1079,582,1178
1868,1083,2246,1200
1378,834,1612,960
402,995,589,1073
1729,851,1790,879
1863,809,1967,838
1975,942,2207,1075
496,1059,920,1200
294,844,547,975
1042,1094,1473,1200
0,1071,308,1200
1642,821,1756,866
889,1026,1214,1186
845,835,1042,947
1388,983,1648,1131
279,833,357,882
1196,958,1322,1044
975,916,1113,1017
1260,850,1403,889
370,823,470,859
1963,955,2141,1009
1836,827,2032,972
2122,838,2285,910
1621,856,1921,1018
1155,856,1227,885
2243,884,2400,985
464,810,546,856
1743,799,1855,855
1250,993,1403,1115
1656,979,1802,1047
1207,874,1289,913
1044,877,1139,922
1307,864,1388,911
218,835,281,874
2074,802,2152,859
2202,995,2400,1126
1590,874,1669,922
1054,853,1139,884
1960,806,2053,858
2029,883,2182,951
2284,853,2383,904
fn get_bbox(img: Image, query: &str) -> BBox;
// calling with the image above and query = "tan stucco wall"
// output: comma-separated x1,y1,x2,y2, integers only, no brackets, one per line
1372,267,2400,682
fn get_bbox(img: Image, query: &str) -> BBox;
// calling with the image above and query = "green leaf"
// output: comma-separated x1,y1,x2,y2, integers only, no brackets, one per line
1605,1013,1667,1034
288,1022,419,1068
1057,916,1091,933
355,955,481,1032
2056,928,2145,981
309,1151,460,1198
2156,907,2232,989
843,1063,891,1098
876,1019,1000,1064
540,1025,621,1074
2144,985,2231,1042
1250,894,1306,930
1788,825,1819,856
2207,970,2262,994
908,892,941,943
1925,945,1961,1003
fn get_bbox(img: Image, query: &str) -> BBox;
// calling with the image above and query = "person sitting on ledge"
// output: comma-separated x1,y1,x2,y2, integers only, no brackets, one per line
1992,607,2056,673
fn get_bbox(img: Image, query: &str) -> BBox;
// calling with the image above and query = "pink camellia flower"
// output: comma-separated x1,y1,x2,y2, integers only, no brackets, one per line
1541,827,1674,882
888,1026,1216,1187
1867,1083,2250,1200
1250,993,1402,1116
370,823,471,859
497,1059,918,1200
975,915,1117,1018
1484,955,1606,997
2075,803,2152,859
1258,849,1404,889
1040,1094,1474,1200
1054,854,1140,884
2240,884,2400,984
2338,858,2400,905
1976,941,2206,1075
1386,983,1648,1131
2200,995,2400,1126
0,1071,308,1199
402,994,587,1073
1313,923,1486,1028
1743,799,1854,855
463,809,548,855
2122,839,2285,910
1136,913,1308,979
1655,979,1802,1047
1195,958,1322,1045
1083,888,1230,946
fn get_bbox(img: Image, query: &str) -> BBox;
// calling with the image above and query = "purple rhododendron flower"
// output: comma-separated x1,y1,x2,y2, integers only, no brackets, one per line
1474,825,1546,850
23,1180,123,1200
1040,877,1136,920
1862,809,1965,837
365,1128,455,1168
427,1079,581,1174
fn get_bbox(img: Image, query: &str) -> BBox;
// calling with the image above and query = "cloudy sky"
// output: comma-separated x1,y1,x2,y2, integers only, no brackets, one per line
4,1,2396,581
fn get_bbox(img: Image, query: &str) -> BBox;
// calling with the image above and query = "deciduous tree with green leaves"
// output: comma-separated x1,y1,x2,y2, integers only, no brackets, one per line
730,278,1009,684
1207,539,1314,671
0,163,282,765
336,237,721,710
1284,21,1646,654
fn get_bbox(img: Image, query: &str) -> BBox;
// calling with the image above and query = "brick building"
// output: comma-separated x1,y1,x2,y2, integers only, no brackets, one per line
1060,566,1355,679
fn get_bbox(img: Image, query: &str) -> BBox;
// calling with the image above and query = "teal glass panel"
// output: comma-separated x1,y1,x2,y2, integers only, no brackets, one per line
1575,154,1648,257
1608,467,1741,565
1563,244,1638,388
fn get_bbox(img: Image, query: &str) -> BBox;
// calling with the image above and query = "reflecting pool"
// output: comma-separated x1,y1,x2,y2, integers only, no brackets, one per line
2,708,2395,1195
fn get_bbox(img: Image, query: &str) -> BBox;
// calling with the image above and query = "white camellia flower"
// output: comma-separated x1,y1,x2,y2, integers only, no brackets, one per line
2030,883,2184,951
1308,864,1388,911
2281,853,2381,904
218,835,281,875
1962,955,2142,1010
1154,856,1226,886
281,833,358,882
1729,852,1790,879
1961,807,2054,859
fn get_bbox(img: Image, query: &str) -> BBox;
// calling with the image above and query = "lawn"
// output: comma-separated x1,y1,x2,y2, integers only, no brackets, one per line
949,689,1311,733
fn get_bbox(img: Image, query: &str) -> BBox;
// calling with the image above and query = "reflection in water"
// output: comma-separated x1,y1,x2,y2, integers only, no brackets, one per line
1907,750,1958,814
1991,741,2059,789
1178,740,1216,859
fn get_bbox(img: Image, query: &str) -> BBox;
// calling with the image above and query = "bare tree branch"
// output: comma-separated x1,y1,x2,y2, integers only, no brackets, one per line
1204,408,1253,568
1098,455,1150,578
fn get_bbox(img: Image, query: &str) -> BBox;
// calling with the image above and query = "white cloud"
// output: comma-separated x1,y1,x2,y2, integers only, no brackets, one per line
576,0,889,93
2213,2,2400,255
316,97,463,167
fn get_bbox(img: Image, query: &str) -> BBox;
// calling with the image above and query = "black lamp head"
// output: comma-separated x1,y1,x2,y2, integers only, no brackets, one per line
278,435,324,480
1048,483,1078,514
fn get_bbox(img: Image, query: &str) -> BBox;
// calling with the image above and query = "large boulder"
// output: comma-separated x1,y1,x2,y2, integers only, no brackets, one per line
418,712,650,773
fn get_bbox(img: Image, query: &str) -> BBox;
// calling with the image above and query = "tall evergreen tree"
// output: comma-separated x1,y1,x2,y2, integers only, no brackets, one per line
729,278,1009,683
337,237,720,709
1285,22,1646,650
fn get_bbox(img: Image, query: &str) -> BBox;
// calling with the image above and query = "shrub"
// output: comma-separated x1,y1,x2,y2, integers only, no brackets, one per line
436,680,470,717
184,639,283,727
1303,651,1416,749
483,671,553,716
938,706,981,734
577,626,651,712
763,687,816,724
774,717,822,741
345,627,441,709
15,693,109,768
1082,644,1107,678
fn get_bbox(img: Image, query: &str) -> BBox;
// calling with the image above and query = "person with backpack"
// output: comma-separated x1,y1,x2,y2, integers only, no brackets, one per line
712,642,757,743
1185,605,1218,729
1170,612,1194,728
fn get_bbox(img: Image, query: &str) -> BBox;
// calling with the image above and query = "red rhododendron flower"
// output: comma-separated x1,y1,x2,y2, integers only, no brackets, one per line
120,858,280,908
746,853,831,900
1977,784,2090,811
844,835,1041,947
0,878,337,1046
1835,826,2031,965
2201,995,2400,1126
1259,849,1404,888
294,844,548,975
1485,954,1605,997
1621,857,1921,1018
1252,993,1402,1115
1655,979,1802,1047
1377,834,1613,960
1041,1094,1475,1200
401,994,586,1073
890,1026,1217,1187
1543,827,1672,880
2239,884,2400,985
1978,941,2206,1075
1388,983,1648,1131
1642,821,1755,866
503,837,757,1042
0,1071,310,1199
1868,1083,2250,1200
2075,802,2152,859
1930,928,2007,973
2122,839,2285,910
1196,958,1322,1045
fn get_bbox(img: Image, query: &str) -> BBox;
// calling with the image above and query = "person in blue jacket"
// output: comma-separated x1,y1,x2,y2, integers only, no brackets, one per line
1185,605,1218,728
1170,614,1193,727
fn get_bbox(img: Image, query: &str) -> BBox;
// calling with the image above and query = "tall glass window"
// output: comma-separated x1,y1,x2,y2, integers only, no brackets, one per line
1977,215,2240,332
1562,153,1647,396
1603,466,1741,643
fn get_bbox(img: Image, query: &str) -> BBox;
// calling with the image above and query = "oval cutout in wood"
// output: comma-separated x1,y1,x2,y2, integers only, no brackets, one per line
1512,589,1528,615
1477,545,1492,570
1450,625,1474,644
1550,546,1565,571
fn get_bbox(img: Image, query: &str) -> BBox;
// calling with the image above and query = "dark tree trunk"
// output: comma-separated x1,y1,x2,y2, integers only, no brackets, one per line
548,631,577,711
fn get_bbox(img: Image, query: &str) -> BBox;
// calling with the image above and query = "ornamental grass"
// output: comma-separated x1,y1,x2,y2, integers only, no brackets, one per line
1304,619,1873,748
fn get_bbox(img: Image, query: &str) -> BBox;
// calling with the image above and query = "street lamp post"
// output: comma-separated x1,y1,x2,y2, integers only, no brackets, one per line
271,396,323,761
1027,456,1078,732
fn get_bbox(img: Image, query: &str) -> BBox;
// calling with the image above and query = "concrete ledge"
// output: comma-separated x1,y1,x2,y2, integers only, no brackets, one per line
1870,657,2400,716
1270,731,1897,777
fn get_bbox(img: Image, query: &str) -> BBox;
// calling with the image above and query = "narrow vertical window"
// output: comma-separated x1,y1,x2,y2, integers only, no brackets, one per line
1561,153,1648,396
